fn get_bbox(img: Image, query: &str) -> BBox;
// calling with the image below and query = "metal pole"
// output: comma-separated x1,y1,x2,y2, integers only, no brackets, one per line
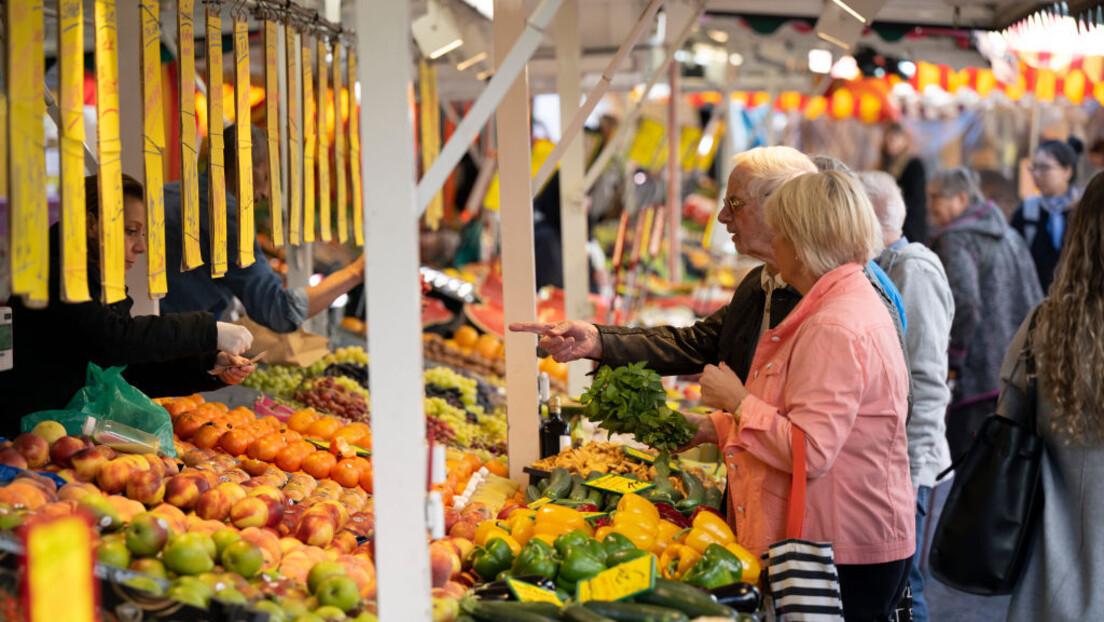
416,0,564,214
496,0,541,483
580,1,704,194
358,0,433,618
531,0,665,196
666,60,681,283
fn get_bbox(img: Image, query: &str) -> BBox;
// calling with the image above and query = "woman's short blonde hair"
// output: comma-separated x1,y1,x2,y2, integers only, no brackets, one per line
765,171,884,276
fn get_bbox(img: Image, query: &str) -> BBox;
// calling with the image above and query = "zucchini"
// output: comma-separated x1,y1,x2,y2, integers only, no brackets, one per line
679,472,705,505
545,468,572,499
704,486,723,511
585,487,604,507
525,485,543,504
562,604,615,622
569,474,588,500
537,477,550,494
635,578,737,619
469,600,561,622
582,601,688,622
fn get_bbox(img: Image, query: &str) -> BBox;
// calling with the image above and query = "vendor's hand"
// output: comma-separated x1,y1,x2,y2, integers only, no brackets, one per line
700,362,748,413
213,352,255,385
216,322,253,356
680,412,719,449
509,320,602,362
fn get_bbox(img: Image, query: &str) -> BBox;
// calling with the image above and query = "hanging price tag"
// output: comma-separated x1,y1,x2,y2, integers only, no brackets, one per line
317,37,330,242
285,22,302,245
177,0,202,269
141,0,167,297
333,42,347,243
95,0,126,303
263,19,283,247
347,47,363,246
301,37,316,243
507,578,564,606
583,474,654,496
58,0,90,303
576,553,655,603
205,5,227,278
622,446,681,473
233,13,254,268
305,438,371,457
22,515,97,622
526,497,553,510
580,512,609,520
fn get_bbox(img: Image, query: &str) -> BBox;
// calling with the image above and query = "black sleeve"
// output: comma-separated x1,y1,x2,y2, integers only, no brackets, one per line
122,351,226,399
1009,203,1026,235
59,299,219,366
595,305,725,376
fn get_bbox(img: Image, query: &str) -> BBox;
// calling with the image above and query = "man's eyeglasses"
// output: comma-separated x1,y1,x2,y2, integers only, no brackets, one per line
723,195,753,215
1028,163,1055,174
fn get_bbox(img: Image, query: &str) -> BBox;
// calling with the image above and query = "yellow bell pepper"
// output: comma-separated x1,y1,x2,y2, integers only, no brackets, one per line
535,504,586,532
594,526,614,541
611,522,657,551
474,520,511,547
658,544,702,580
684,511,736,554
725,541,761,584
653,519,683,554
530,533,557,547
507,514,535,545
616,493,660,523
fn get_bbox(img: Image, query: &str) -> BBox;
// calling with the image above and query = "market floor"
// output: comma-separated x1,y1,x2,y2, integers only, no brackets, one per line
921,481,1012,622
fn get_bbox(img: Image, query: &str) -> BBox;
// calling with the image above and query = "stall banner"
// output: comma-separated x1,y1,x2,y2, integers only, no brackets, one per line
233,13,255,268
140,0,167,298
317,37,331,242
95,0,126,304
302,36,317,244
334,42,348,243
206,5,228,277
264,19,284,247
348,48,364,246
177,0,203,270
286,22,302,246
8,0,48,307
59,0,90,303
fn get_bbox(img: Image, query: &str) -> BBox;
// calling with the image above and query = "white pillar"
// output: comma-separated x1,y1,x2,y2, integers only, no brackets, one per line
358,1,432,619
666,61,681,283
555,0,588,397
496,0,541,482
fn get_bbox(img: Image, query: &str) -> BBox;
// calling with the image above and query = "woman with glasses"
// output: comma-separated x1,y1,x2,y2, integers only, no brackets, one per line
1011,138,1083,292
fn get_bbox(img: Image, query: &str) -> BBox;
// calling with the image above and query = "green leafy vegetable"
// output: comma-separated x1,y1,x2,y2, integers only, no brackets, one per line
579,362,697,456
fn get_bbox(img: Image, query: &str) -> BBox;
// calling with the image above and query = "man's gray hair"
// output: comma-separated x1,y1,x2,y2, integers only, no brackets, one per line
929,166,985,205
733,146,817,201
859,170,906,235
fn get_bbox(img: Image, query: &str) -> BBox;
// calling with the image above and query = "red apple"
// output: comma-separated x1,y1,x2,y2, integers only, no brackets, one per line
163,476,201,510
448,520,478,541
428,542,458,588
0,448,28,470
195,489,232,521
126,469,166,506
230,497,269,529
14,434,49,468
294,512,335,548
96,458,135,495
49,436,86,469
71,447,108,482
496,504,523,520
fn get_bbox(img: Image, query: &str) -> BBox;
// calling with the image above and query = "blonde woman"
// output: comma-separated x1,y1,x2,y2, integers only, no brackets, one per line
1005,171,1104,620
688,171,914,620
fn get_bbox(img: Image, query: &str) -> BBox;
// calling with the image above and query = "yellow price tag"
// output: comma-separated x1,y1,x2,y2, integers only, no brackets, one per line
317,37,330,242
333,42,347,243
301,36,316,244
177,0,202,270
95,0,126,304
507,578,564,606
576,553,655,603
233,14,254,269
285,22,302,246
627,117,665,169
58,0,90,304
305,438,371,457
527,497,553,510
583,474,654,496
679,126,703,172
622,446,681,473
205,5,227,278
141,0,167,297
580,512,609,520
24,515,96,622
347,48,363,246
419,59,442,229
263,19,284,247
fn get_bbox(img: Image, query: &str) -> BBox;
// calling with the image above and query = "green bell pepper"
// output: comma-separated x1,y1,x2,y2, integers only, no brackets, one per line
681,543,744,589
600,532,637,561
470,538,515,581
606,546,651,568
558,544,606,584
584,538,608,567
511,539,559,580
554,529,591,556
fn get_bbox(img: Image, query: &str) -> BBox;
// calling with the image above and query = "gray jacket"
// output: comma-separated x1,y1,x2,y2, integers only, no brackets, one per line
876,240,955,488
1004,311,1104,620
929,201,1042,405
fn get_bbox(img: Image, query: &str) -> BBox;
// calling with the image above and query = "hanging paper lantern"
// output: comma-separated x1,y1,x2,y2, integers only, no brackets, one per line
830,88,854,119
975,69,997,97
1063,69,1086,103
778,91,802,112
805,95,828,120
858,93,882,124
1035,68,1057,101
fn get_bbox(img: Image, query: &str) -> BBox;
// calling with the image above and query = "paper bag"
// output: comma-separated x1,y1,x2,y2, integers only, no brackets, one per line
235,315,331,367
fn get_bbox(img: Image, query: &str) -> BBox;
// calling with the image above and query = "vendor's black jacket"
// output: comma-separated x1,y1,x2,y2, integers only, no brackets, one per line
0,228,224,437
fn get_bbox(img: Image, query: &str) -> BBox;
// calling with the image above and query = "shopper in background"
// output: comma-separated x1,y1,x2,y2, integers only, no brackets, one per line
927,167,1042,460
688,171,914,620
1011,138,1083,293
1005,171,1104,621
0,175,255,435
879,122,928,246
161,123,365,333
861,171,954,622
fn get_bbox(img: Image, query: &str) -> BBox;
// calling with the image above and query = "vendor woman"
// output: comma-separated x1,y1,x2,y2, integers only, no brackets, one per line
0,174,256,436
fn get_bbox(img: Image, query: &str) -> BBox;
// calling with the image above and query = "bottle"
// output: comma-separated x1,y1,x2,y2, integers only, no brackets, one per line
540,396,571,459
82,417,161,454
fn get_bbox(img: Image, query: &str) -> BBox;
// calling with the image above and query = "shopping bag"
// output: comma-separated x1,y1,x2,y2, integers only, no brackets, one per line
765,427,845,621
20,363,177,458
235,315,330,368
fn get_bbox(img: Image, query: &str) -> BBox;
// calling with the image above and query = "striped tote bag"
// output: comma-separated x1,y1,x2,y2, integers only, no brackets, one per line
765,427,845,621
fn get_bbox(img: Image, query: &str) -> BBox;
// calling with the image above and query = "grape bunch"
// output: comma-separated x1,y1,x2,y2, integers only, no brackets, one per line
426,413,457,443
306,346,370,376
294,376,369,421
241,364,305,396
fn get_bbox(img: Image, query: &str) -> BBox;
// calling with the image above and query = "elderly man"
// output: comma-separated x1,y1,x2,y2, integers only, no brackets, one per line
511,146,907,397
861,171,954,622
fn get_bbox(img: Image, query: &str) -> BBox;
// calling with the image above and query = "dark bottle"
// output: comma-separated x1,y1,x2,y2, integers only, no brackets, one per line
539,395,571,459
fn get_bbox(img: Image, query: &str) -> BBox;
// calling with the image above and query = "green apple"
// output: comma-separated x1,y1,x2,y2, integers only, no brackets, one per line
313,605,347,621
0,512,23,531
291,613,325,622
220,539,264,579
163,538,215,576
167,583,210,609
80,496,122,532
315,575,359,613
215,586,248,605
171,576,213,601
307,561,346,594
129,557,168,580
211,529,242,558
169,532,216,560
97,538,131,567
125,513,170,557
252,600,288,622
350,612,378,622
123,575,164,595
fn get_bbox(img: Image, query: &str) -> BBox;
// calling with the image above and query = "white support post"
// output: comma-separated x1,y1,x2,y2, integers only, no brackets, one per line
555,0,589,397
358,1,432,620
531,0,664,196
666,61,681,283
496,0,541,483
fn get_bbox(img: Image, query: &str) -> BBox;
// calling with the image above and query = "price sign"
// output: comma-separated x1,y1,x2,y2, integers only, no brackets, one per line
622,446,681,472
22,515,97,622
527,497,553,510
583,474,654,496
507,578,563,606
305,439,370,457
580,512,608,520
576,553,655,603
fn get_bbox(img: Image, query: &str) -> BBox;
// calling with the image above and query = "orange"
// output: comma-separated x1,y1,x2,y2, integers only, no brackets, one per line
332,458,362,488
307,417,343,441
220,429,253,456
248,432,287,462
275,444,306,473
475,334,501,359
358,461,374,494
453,325,479,349
288,409,320,433
193,422,226,449
302,451,337,480
484,459,508,478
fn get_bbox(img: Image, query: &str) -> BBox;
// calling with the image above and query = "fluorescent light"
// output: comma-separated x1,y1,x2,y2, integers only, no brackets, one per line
456,51,487,71
808,48,833,73
817,30,852,50
707,29,729,43
412,0,466,60
475,69,493,81
728,52,744,66
697,135,714,156
429,38,463,59
831,0,869,24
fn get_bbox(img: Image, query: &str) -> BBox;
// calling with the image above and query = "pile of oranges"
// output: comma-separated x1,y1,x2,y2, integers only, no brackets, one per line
448,326,504,360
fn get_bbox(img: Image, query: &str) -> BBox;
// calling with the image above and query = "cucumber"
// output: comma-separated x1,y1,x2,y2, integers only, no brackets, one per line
537,477,550,494
562,604,615,622
585,487,604,507
469,600,562,622
569,474,587,500
679,471,705,505
545,468,573,499
582,601,688,622
704,486,723,511
635,578,737,619
525,485,543,504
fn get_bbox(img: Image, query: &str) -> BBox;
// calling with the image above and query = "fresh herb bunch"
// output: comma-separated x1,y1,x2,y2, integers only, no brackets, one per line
580,362,697,454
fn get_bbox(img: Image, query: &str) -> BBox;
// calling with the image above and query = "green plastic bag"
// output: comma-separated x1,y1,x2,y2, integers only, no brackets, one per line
20,363,177,458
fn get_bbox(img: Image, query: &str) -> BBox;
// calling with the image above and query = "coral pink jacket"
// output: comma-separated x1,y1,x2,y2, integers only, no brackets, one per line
709,263,915,565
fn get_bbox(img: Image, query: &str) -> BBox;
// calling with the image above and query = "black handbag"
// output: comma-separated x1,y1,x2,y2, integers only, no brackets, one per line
929,313,1043,595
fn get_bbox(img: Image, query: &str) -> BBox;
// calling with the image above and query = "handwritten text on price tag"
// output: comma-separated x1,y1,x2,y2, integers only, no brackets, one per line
576,554,655,602
583,473,654,495
507,578,564,606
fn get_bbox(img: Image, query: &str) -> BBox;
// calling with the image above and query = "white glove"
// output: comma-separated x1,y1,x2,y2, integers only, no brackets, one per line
216,322,253,356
